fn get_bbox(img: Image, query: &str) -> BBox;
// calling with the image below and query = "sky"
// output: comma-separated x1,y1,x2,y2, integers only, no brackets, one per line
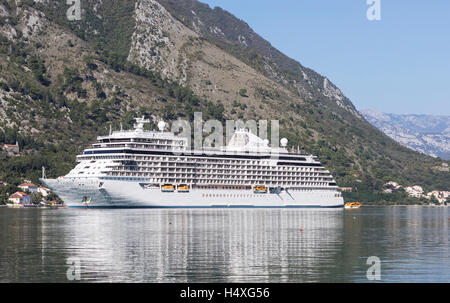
200,0,450,115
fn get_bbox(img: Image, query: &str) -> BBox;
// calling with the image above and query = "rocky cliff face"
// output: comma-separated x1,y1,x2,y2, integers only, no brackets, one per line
128,0,194,83
155,0,362,118
362,110,450,160
127,0,296,119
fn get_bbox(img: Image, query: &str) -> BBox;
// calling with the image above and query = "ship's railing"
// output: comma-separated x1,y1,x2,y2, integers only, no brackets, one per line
97,130,184,141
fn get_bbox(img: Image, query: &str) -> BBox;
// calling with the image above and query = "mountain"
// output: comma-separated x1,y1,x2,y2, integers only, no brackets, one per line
0,0,448,200
155,0,360,115
362,110,450,160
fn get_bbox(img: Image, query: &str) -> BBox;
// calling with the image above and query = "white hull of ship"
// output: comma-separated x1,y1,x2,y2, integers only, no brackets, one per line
40,178,344,208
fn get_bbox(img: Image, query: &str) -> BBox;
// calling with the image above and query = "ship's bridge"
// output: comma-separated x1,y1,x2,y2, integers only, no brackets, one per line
93,117,188,152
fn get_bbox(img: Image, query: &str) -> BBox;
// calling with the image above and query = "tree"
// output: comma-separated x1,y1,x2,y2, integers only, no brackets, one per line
0,129,5,143
31,193,43,205
0,184,19,205
429,195,439,205
239,88,248,97
0,190,8,205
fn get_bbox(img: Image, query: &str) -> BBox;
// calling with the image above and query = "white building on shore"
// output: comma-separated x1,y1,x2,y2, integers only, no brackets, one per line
383,181,402,193
38,187,51,197
426,191,450,204
405,186,424,198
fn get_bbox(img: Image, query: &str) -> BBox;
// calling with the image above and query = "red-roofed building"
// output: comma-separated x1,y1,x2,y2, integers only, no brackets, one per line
8,192,32,205
3,141,19,155
19,183,38,194
0,181,8,187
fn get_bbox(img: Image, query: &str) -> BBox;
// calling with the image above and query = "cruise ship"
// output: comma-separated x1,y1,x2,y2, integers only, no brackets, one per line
40,117,344,208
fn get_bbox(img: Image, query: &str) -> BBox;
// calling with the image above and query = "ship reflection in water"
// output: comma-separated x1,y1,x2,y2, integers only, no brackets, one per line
0,207,448,282
56,209,344,282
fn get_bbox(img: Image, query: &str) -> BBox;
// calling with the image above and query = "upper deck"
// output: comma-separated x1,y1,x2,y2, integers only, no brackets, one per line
85,117,316,162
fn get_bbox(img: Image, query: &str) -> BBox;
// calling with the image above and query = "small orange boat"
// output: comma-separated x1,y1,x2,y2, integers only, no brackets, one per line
345,202,362,209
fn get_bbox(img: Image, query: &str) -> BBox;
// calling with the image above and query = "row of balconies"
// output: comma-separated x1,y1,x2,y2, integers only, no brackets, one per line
109,168,326,179
89,155,326,172
80,154,326,171
151,180,329,187
113,164,324,174
150,174,326,183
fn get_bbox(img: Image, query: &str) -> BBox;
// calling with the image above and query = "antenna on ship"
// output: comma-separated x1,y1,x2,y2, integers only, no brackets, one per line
120,123,123,131
109,124,112,135
134,116,151,133
42,166,46,179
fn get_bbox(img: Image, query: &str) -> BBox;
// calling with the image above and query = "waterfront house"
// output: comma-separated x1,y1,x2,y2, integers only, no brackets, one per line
426,191,450,204
8,192,31,205
8,193,22,204
405,186,424,198
18,183,39,194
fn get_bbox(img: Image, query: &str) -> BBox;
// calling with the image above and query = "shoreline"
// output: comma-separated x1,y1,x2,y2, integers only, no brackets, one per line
2,204,67,209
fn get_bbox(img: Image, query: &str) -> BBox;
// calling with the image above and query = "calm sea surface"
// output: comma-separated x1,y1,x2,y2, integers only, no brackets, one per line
0,206,448,283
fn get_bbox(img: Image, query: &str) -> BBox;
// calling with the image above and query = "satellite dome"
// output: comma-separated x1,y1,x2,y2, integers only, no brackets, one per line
280,138,288,147
158,121,166,131
263,139,269,146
